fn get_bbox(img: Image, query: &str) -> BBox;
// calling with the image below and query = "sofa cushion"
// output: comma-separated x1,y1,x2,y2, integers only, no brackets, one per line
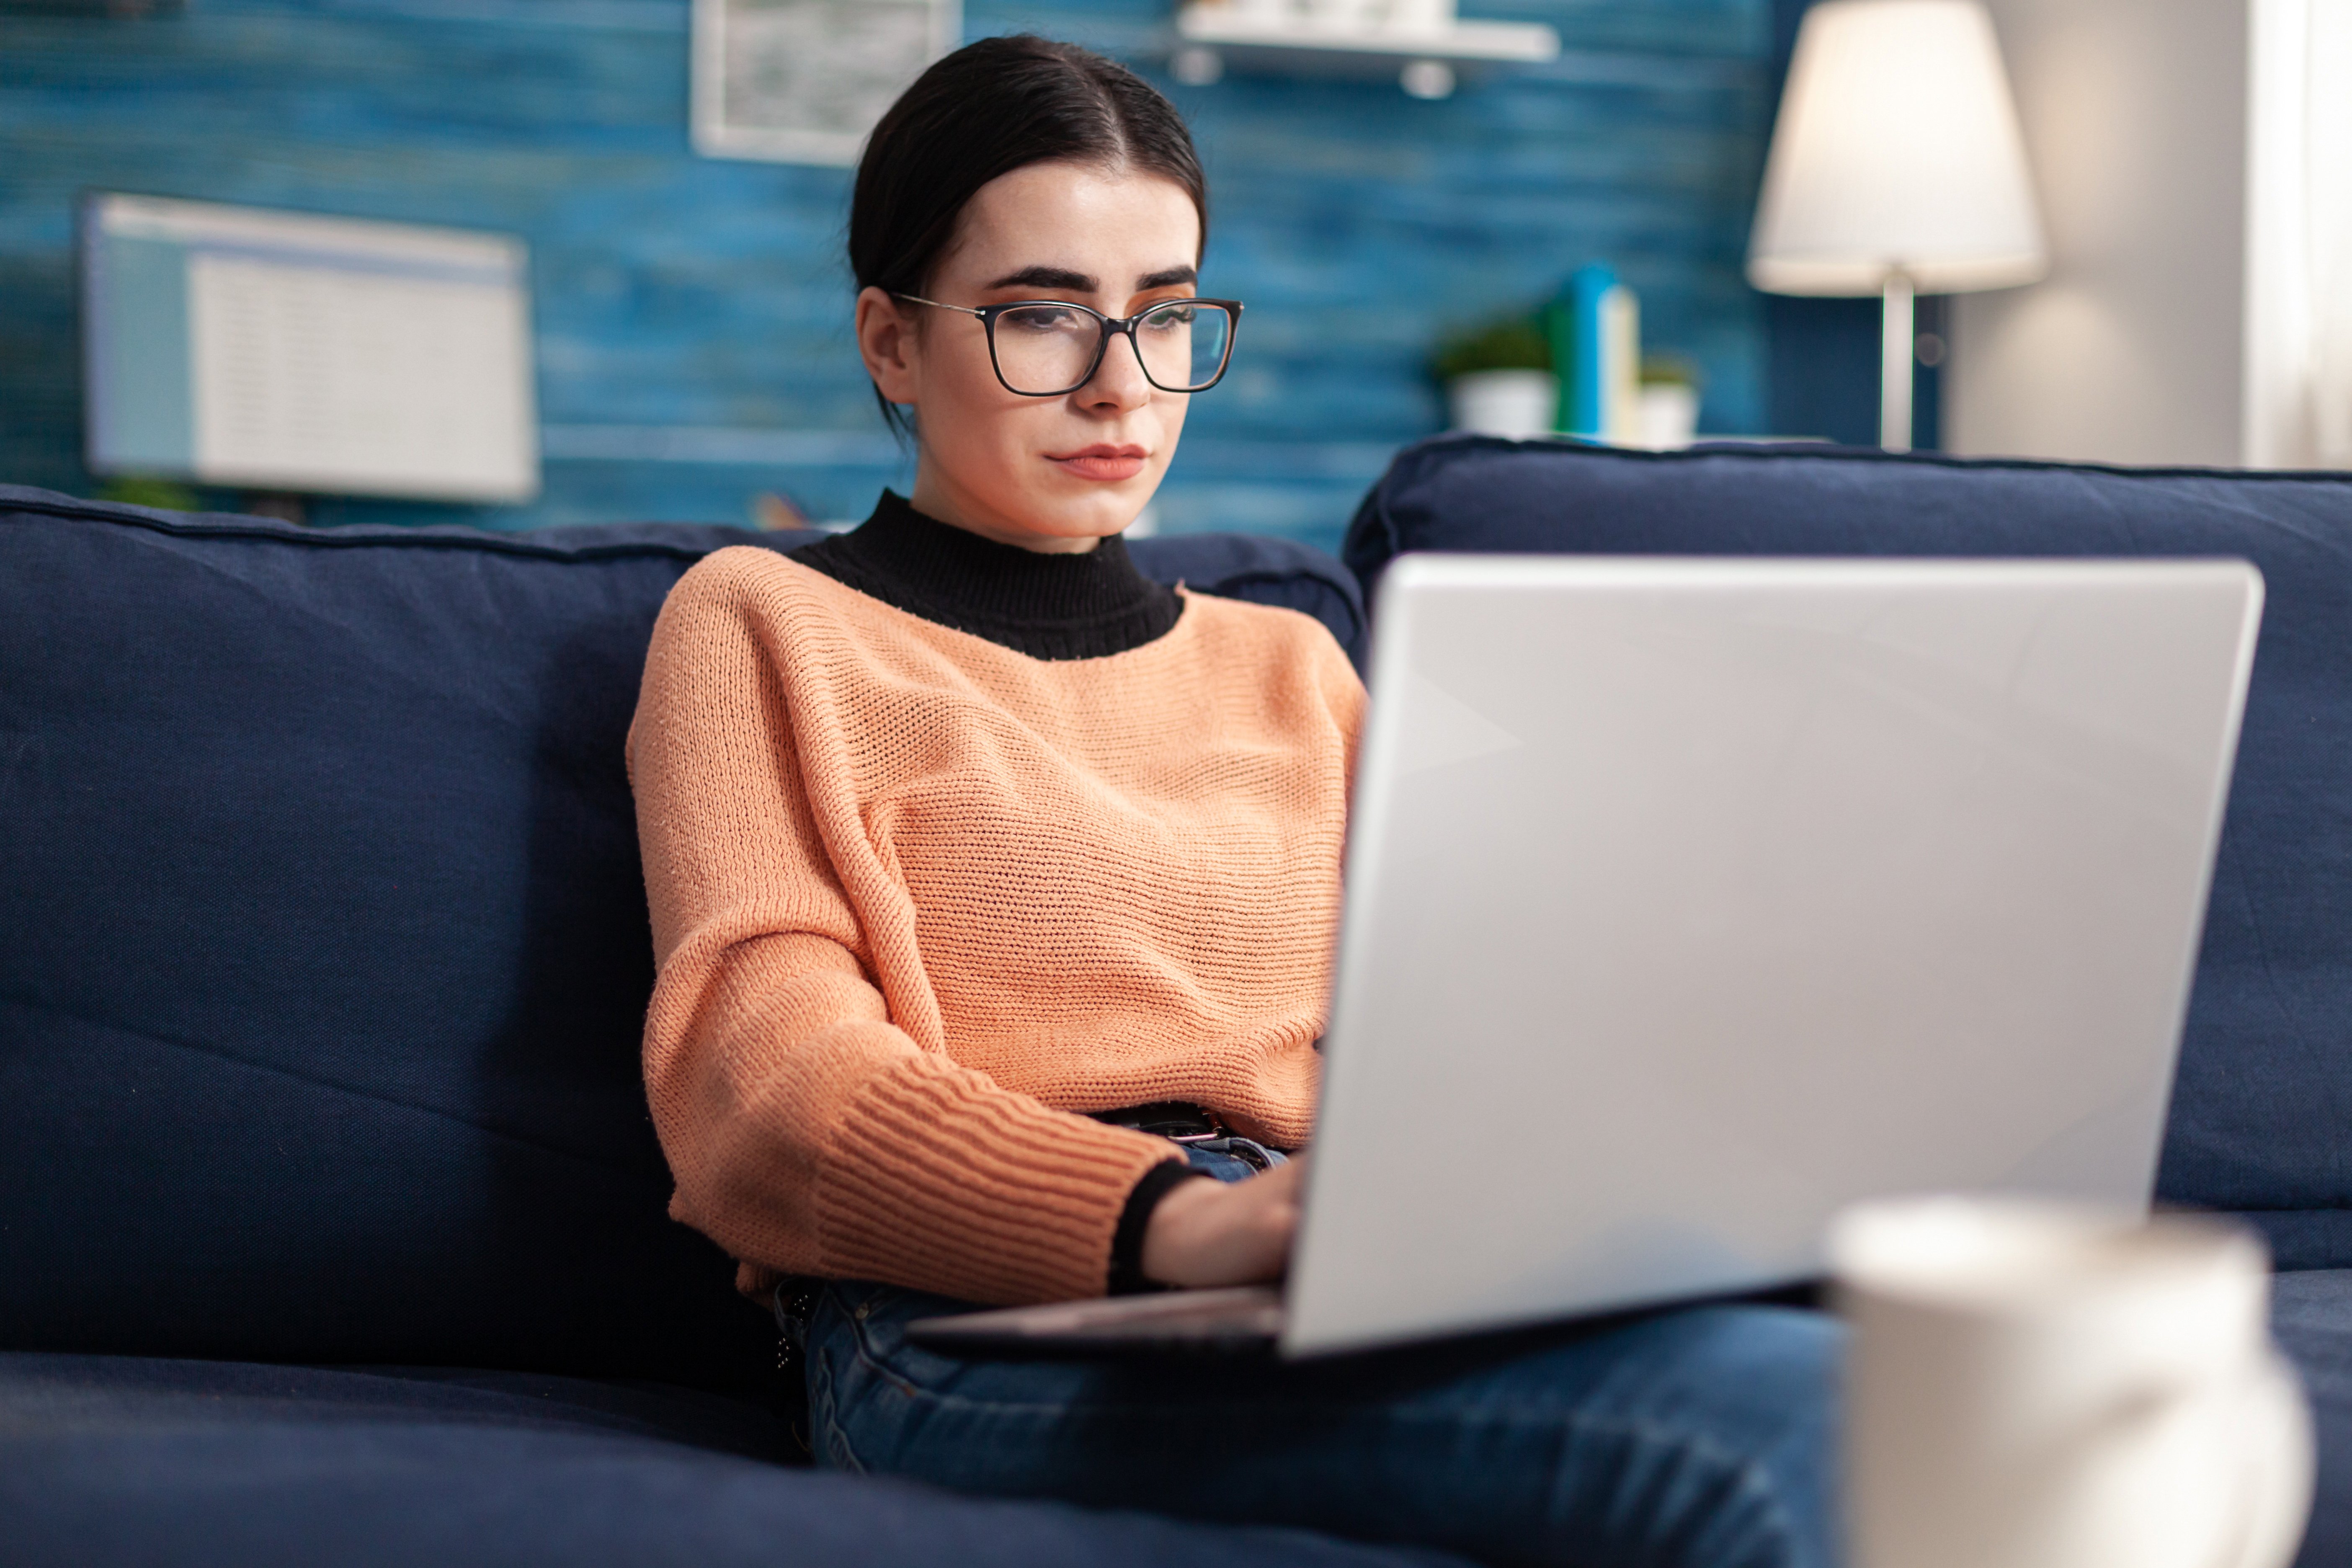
0,486,1364,1389
0,1353,798,1464
1344,439,2352,1268
1130,528,1367,669
2272,1270,2352,1567
0,1352,1465,1568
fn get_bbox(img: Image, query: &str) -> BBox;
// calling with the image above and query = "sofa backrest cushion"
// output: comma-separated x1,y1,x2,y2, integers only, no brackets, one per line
1344,437,2352,1271
0,486,1362,1388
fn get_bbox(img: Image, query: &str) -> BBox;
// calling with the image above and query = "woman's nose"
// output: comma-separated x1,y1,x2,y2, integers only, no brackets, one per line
1080,328,1155,410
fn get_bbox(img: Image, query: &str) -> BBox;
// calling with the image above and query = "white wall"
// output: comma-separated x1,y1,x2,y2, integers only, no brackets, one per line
1945,0,2249,466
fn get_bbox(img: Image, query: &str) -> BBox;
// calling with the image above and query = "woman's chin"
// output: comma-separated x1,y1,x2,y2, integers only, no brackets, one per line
1027,477,1158,534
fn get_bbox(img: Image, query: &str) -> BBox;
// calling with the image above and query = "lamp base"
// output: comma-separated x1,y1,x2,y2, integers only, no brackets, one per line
1880,271,1915,453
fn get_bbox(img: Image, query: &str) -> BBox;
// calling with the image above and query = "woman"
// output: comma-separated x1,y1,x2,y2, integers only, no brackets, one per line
629,35,1837,1568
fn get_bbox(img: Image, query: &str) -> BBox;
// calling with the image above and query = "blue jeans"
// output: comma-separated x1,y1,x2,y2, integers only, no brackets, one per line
793,1142,1841,1568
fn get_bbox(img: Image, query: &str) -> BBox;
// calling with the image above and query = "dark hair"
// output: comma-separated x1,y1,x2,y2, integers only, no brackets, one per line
849,35,1209,431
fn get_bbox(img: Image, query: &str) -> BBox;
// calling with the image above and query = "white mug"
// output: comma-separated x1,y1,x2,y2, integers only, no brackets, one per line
1831,1196,2314,1568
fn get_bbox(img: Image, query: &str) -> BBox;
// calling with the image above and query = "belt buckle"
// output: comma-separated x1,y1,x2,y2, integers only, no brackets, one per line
1164,1106,1231,1143
1097,1100,1231,1143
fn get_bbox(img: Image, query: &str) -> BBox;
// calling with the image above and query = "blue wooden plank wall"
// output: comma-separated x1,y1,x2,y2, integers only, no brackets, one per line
0,0,1771,552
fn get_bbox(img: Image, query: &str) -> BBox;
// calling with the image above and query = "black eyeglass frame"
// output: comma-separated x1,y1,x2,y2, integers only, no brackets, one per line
894,294,1245,397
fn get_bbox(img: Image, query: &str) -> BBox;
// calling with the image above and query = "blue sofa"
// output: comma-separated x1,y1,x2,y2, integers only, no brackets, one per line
1,437,2344,1565
1345,436,2352,1566
0,487,1431,1568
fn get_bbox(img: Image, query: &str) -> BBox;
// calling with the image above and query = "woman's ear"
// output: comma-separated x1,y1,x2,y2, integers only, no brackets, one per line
855,286,921,408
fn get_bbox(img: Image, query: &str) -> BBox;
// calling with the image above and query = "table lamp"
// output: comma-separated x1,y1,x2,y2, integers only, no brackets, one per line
1748,0,2045,451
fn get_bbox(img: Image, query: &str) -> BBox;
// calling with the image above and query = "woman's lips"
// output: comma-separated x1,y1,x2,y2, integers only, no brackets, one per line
1047,445,1148,482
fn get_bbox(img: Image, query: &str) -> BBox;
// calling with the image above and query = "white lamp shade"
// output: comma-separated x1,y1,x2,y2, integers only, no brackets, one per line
1749,0,2046,296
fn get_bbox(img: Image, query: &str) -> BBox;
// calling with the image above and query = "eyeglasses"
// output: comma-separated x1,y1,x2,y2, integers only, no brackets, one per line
894,294,1243,397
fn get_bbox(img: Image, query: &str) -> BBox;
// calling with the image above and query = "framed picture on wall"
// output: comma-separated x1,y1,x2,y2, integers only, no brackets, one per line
691,0,959,167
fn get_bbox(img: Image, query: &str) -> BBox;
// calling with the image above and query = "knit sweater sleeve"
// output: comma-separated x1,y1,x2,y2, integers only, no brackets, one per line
626,553,1179,1305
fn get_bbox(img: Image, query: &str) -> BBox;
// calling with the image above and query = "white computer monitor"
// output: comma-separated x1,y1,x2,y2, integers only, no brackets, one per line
82,193,540,503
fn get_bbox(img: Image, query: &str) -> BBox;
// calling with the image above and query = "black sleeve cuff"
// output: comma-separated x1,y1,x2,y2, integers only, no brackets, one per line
1107,1159,1207,1295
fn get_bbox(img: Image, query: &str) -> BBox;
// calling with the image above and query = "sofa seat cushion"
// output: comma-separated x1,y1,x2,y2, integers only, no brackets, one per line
2277,1270,2352,1567
0,487,1364,1395
1344,439,2352,1269
0,1352,1464,1568
0,1353,800,1464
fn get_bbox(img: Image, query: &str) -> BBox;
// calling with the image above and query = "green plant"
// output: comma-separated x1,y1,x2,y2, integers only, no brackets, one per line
94,475,202,512
1432,314,1553,382
1639,353,1704,389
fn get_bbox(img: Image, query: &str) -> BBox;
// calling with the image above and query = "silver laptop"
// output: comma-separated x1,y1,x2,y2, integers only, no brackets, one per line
912,555,2264,1360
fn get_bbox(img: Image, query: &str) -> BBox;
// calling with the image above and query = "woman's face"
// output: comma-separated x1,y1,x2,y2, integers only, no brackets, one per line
855,161,1204,553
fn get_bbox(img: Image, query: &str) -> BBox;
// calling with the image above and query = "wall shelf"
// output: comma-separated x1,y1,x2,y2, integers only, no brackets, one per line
1171,5,1560,98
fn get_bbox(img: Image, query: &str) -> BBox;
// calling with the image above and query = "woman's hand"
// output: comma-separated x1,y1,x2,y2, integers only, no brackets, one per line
1139,1155,1307,1289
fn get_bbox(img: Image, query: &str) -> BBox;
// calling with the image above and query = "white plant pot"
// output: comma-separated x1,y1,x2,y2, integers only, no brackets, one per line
1637,382,1700,449
1447,369,1559,438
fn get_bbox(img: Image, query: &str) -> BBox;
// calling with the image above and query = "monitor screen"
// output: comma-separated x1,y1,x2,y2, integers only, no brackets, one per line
82,193,539,504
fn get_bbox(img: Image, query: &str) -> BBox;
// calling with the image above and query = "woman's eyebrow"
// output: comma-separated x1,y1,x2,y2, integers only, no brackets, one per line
977,263,1199,293
984,265,1096,291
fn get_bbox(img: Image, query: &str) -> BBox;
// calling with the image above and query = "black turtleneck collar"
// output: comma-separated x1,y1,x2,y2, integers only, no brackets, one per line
787,490,1182,661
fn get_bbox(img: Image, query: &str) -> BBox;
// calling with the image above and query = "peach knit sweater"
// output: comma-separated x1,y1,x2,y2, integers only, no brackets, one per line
627,545,1364,1305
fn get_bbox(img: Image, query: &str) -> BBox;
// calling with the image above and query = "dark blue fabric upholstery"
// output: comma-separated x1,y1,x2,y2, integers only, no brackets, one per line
1131,527,1369,670
0,485,1365,1393
0,1352,1467,1568
2275,1271,2352,1568
1344,438,2352,1272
